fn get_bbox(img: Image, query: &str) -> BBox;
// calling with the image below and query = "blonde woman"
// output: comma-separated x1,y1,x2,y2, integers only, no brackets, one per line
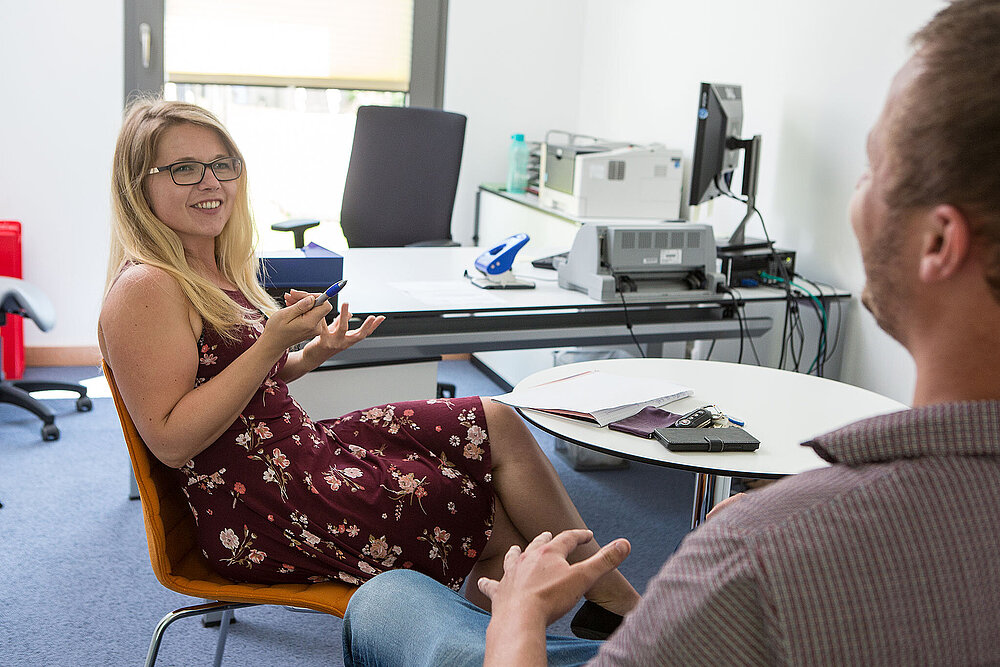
98,99,638,633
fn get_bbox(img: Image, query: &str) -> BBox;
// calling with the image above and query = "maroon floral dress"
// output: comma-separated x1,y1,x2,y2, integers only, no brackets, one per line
173,291,494,591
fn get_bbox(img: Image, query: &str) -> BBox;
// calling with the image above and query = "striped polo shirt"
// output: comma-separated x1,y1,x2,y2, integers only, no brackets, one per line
594,401,1000,666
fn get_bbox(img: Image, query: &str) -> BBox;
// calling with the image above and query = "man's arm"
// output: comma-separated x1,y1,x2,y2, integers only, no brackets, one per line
592,522,772,666
478,530,631,667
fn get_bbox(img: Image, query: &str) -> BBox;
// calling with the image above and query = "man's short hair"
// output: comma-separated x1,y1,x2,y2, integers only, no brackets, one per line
885,0,1000,299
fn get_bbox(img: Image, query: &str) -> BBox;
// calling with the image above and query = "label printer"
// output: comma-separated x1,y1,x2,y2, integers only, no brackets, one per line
539,131,684,219
556,222,724,301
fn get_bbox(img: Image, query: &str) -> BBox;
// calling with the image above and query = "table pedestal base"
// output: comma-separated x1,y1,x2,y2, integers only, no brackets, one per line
691,473,732,529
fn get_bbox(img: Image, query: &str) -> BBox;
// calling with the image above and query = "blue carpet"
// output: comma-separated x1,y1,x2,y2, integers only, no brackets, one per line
0,361,694,666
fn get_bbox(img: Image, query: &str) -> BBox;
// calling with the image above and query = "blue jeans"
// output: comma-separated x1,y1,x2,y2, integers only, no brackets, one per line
342,569,604,667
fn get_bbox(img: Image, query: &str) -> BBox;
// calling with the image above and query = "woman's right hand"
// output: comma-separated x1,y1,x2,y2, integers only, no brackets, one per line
258,295,333,357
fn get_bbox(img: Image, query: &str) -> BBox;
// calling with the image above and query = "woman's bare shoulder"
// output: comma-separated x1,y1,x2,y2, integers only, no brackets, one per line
99,264,202,372
100,264,194,339
104,263,185,306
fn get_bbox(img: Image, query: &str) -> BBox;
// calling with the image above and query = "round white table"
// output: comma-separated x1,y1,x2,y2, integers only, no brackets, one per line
513,358,908,527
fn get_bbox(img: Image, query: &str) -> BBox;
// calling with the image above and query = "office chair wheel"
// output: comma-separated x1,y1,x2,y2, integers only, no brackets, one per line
41,423,60,441
76,396,93,412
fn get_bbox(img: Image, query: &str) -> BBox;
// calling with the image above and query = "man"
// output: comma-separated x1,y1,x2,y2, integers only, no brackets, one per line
341,0,1000,663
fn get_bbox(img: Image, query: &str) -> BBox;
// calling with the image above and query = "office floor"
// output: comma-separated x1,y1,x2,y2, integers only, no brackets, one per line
0,361,694,666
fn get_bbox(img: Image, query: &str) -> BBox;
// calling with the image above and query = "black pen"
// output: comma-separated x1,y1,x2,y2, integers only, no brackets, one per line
313,279,347,307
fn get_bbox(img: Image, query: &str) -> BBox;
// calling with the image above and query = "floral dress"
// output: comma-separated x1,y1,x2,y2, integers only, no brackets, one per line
173,291,495,591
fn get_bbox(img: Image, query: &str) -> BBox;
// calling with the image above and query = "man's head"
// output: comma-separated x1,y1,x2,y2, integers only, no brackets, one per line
850,0,1000,341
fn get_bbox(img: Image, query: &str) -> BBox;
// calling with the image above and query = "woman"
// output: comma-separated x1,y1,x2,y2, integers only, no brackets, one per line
99,98,638,624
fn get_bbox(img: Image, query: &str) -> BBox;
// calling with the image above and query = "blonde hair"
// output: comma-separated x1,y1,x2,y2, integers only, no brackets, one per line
107,97,277,339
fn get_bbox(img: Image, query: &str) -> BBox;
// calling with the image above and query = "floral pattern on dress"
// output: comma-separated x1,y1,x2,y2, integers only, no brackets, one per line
233,414,293,501
359,404,419,435
219,525,266,568
323,465,365,493
381,465,429,520
417,526,454,579
173,290,495,589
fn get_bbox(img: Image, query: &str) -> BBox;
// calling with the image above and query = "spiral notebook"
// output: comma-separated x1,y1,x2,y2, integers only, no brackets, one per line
493,370,693,427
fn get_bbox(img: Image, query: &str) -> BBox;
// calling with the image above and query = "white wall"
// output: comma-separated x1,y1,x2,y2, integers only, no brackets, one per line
446,0,942,403
2,0,945,403
574,0,943,403
0,0,121,350
444,0,585,243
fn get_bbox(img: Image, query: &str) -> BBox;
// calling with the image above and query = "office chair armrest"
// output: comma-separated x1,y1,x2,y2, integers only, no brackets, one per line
271,219,321,249
405,239,460,247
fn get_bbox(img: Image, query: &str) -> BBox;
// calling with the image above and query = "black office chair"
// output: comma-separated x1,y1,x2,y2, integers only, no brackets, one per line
274,106,467,250
340,105,466,247
0,277,91,442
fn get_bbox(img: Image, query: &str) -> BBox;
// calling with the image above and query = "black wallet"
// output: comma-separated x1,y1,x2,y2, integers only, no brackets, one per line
653,426,760,452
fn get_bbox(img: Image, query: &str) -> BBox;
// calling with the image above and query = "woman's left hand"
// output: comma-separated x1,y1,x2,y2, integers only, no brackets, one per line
284,289,385,359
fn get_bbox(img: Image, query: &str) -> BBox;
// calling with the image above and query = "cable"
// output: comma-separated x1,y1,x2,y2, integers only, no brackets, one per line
793,275,829,376
737,294,763,365
760,271,831,375
712,181,797,370
804,277,844,367
613,273,647,358
719,286,745,364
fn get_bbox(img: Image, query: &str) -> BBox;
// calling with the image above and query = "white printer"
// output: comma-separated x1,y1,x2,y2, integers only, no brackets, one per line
557,222,724,301
539,131,684,219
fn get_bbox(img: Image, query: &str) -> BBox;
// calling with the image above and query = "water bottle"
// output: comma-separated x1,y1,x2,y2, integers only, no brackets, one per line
506,133,530,194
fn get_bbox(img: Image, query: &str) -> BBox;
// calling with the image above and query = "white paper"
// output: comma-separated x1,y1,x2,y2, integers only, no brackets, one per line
388,280,508,307
494,370,693,427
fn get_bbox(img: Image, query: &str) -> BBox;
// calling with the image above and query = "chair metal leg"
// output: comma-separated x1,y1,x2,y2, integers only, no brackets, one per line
129,466,140,500
145,601,256,667
212,609,235,667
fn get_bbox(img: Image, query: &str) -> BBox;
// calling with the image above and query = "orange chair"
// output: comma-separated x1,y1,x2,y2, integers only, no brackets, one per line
104,361,356,666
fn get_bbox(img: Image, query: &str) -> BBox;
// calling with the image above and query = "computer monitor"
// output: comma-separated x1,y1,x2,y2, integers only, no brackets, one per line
688,82,763,249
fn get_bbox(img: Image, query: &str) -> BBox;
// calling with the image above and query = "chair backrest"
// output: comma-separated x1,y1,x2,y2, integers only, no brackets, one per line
340,105,467,247
103,361,356,615
104,361,216,586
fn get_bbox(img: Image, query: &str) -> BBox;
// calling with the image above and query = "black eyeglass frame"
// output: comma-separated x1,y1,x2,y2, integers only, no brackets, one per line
147,157,243,186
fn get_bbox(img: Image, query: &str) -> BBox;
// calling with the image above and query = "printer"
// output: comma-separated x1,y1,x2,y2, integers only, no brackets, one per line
557,222,724,301
539,131,684,219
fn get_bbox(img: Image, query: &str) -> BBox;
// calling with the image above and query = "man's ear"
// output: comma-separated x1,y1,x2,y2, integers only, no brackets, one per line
918,204,971,283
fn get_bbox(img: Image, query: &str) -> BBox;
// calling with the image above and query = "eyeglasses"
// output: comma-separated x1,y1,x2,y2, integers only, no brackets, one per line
147,157,243,185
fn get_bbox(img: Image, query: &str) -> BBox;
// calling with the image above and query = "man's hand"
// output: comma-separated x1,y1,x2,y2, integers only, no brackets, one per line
484,529,629,622
706,491,746,521
479,530,630,666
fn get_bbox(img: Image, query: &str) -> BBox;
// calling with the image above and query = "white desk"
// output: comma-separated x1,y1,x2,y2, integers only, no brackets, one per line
332,247,775,365
511,358,907,527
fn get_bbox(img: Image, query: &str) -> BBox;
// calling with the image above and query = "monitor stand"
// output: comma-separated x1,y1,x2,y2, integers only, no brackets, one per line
717,134,766,254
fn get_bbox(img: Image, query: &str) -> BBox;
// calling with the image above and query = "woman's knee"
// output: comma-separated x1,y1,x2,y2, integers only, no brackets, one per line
482,400,538,455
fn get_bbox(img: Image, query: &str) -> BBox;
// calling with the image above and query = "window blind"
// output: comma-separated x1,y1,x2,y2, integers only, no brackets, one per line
164,0,414,91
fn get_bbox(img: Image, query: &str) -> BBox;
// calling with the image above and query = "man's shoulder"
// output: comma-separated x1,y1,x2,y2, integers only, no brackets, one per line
710,462,898,536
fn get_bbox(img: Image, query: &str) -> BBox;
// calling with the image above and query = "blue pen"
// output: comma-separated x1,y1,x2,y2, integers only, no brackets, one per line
312,279,347,307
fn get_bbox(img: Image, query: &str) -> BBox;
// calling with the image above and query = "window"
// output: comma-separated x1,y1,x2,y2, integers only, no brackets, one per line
125,0,447,251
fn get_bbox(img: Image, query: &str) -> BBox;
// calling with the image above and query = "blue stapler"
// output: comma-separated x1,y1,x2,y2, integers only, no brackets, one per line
470,233,536,289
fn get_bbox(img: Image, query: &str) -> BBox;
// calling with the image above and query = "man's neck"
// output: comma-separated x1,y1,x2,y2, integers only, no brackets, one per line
910,325,1000,406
